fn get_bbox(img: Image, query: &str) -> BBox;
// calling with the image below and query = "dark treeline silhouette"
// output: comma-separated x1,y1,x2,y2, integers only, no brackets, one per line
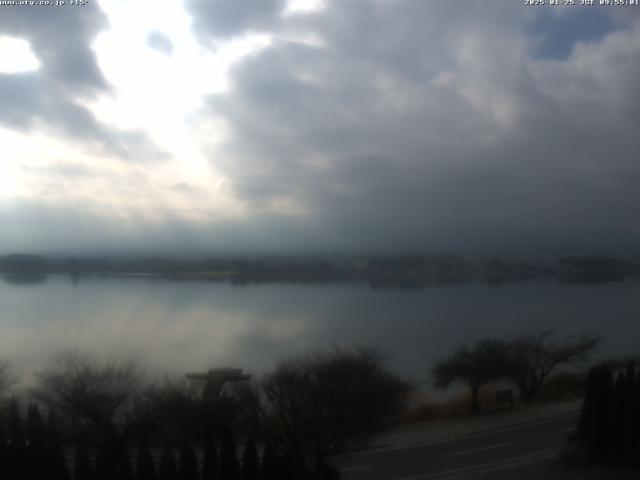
1,401,70,480
577,361,640,466
0,347,410,479
0,335,618,478
0,360,14,398
433,331,601,413
0,402,342,480
3,253,638,288
0,254,48,274
558,256,640,284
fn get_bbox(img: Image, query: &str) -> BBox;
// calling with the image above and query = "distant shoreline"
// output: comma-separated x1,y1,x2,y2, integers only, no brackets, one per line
1,253,639,287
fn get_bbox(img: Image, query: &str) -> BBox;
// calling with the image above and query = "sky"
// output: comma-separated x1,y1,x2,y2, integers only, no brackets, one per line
0,0,639,256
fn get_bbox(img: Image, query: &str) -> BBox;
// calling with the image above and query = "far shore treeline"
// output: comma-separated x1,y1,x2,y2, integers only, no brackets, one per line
1,253,639,287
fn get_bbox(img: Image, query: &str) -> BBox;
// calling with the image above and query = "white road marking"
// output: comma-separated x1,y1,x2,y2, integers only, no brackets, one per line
444,442,508,457
395,447,559,480
347,412,578,456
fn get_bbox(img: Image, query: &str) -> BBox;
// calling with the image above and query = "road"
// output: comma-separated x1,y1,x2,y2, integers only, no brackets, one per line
330,412,579,480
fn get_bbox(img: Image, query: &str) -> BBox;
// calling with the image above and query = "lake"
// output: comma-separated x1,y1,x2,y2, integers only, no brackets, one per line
1,275,639,388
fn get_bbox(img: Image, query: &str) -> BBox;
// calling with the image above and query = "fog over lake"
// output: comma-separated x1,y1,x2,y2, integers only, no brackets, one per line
2,276,639,387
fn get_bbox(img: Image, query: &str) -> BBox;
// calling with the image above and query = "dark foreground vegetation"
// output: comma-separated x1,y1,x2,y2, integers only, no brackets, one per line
0,330,630,478
2,253,639,287
574,361,640,466
0,349,409,480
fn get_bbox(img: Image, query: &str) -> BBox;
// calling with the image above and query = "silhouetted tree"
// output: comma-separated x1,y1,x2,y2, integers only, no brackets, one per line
33,351,159,465
242,436,259,480
149,377,242,445
117,450,134,480
633,366,640,466
315,455,340,480
621,362,636,462
159,443,178,480
179,438,199,480
27,403,46,451
137,438,157,480
260,443,278,480
201,434,219,480
47,412,71,480
578,364,614,463
0,421,8,478
578,366,598,440
277,451,295,480
9,398,25,448
219,426,240,480
27,403,47,479
255,347,410,463
9,399,27,479
74,444,95,480
506,331,600,402
612,371,627,463
433,340,509,414
0,360,16,398
96,453,117,480
577,362,640,466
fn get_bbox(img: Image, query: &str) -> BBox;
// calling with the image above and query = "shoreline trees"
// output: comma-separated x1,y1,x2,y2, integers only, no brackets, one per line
506,331,601,402
433,332,601,412
433,340,509,414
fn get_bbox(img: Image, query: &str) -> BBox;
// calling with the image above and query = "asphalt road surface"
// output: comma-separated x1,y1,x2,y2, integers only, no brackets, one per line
331,412,579,480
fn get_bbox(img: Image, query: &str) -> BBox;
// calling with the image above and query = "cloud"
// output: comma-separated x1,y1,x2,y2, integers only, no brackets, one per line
0,3,109,93
1,1,638,256
0,36,40,73
194,1,640,254
0,3,165,161
146,30,174,56
185,0,285,40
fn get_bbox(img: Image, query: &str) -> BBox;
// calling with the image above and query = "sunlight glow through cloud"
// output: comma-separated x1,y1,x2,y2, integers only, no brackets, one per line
81,0,273,221
284,0,326,15
0,36,39,73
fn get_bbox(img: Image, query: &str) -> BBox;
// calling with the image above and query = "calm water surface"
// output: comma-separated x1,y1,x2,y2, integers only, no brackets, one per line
1,275,639,386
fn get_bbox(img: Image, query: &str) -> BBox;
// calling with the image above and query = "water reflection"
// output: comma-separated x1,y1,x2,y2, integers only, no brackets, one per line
0,276,638,387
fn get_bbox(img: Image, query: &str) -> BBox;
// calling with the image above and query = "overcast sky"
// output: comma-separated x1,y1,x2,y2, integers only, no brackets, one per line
0,0,638,256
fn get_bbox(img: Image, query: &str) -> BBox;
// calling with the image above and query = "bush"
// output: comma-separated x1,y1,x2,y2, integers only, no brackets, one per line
577,362,639,465
257,348,411,458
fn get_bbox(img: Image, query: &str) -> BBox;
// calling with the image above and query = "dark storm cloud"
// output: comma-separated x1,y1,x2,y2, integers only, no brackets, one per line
147,30,174,56
0,3,109,93
0,72,164,160
2,1,638,256
0,3,165,161
198,1,640,254
185,0,285,40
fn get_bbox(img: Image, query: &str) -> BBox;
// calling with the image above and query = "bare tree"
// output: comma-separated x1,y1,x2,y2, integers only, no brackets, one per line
433,339,509,414
32,351,158,467
246,348,411,463
506,331,601,402
0,360,16,398
147,375,242,441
